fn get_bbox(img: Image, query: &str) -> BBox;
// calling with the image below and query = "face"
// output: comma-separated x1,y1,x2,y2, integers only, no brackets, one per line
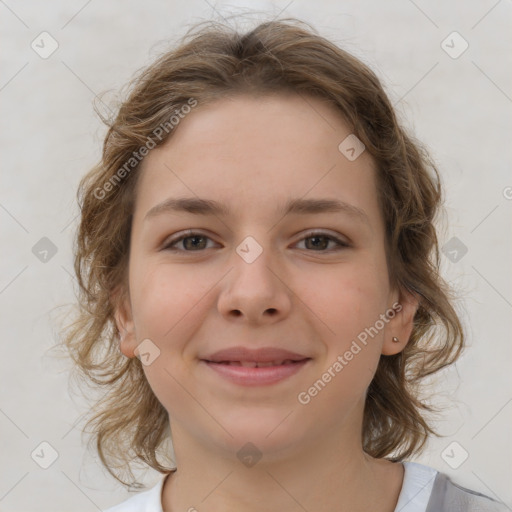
116,93,417,459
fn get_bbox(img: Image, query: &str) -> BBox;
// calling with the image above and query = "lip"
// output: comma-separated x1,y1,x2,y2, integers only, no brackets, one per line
203,346,309,364
201,359,311,386
200,346,312,386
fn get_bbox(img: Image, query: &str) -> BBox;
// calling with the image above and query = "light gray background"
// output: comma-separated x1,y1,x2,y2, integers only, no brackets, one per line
1,1,511,511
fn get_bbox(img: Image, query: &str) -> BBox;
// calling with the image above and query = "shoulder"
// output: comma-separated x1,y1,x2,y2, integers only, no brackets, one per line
397,461,509,512
395,461,438,511
103,473,169,512
427,469,509,512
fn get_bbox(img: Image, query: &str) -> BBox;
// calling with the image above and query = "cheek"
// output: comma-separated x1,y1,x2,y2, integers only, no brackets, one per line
131,262,210,342
129,264,212,418
304,261,390,339
301,260,389,392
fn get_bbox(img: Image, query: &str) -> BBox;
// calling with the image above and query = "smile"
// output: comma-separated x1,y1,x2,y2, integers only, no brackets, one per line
213,359,303,367
201,358,311,386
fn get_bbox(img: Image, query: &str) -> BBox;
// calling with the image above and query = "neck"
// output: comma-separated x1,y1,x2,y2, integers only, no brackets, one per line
161,420,404,512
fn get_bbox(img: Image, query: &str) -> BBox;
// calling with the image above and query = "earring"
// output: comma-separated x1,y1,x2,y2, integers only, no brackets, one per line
392,336,399,343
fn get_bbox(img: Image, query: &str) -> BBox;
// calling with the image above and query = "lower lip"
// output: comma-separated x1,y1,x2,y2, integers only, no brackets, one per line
201,359,311,386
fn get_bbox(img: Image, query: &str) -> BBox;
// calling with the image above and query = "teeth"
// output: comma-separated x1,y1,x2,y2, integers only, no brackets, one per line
219,359,300,367
238,361,258,368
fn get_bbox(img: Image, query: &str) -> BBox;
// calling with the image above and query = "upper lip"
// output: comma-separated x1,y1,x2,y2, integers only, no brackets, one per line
202,346,310,363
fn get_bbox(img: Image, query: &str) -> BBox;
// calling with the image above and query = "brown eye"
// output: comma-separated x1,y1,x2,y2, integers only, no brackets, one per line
161,230,349,253
162,231,217,251
295,231,349,252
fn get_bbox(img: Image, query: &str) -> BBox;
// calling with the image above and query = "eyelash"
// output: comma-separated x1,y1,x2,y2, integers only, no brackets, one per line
161,230,350,253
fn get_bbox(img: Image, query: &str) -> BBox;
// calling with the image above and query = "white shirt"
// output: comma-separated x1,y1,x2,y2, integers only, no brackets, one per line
103,461,505,511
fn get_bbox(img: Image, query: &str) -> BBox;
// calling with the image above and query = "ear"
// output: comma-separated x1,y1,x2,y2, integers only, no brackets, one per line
381,287,420,356
112,286,137,359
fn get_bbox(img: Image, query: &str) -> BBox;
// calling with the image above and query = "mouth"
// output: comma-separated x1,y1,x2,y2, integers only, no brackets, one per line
200,357,312,386
206,359,309,368
200,346,312,386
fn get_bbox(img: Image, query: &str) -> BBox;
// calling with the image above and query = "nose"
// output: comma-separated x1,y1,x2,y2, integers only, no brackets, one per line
217,246,292,325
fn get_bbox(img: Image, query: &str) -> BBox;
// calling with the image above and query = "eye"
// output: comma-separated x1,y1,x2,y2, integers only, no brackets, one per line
161,230,218,252
161,230,349,253
294,231,350,252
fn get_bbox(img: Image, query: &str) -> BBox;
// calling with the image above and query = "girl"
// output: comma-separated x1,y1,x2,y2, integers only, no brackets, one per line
63,17,508,512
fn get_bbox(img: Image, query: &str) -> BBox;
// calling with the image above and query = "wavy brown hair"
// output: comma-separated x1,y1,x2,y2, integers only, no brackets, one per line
60,17,464,486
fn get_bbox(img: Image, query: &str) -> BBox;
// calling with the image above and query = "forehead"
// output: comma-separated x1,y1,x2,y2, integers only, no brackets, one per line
154,93,352,161
133,93,381,228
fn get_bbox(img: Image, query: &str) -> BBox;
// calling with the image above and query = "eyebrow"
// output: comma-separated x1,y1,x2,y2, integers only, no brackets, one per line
144,196,370,225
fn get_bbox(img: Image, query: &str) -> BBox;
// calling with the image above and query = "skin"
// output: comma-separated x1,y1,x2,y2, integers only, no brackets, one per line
115,93,419,512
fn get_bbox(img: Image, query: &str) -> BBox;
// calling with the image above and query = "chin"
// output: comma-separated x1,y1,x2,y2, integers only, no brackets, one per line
212,408,308,458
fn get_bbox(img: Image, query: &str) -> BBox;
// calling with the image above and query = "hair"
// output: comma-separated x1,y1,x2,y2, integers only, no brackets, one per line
61,17,464,486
